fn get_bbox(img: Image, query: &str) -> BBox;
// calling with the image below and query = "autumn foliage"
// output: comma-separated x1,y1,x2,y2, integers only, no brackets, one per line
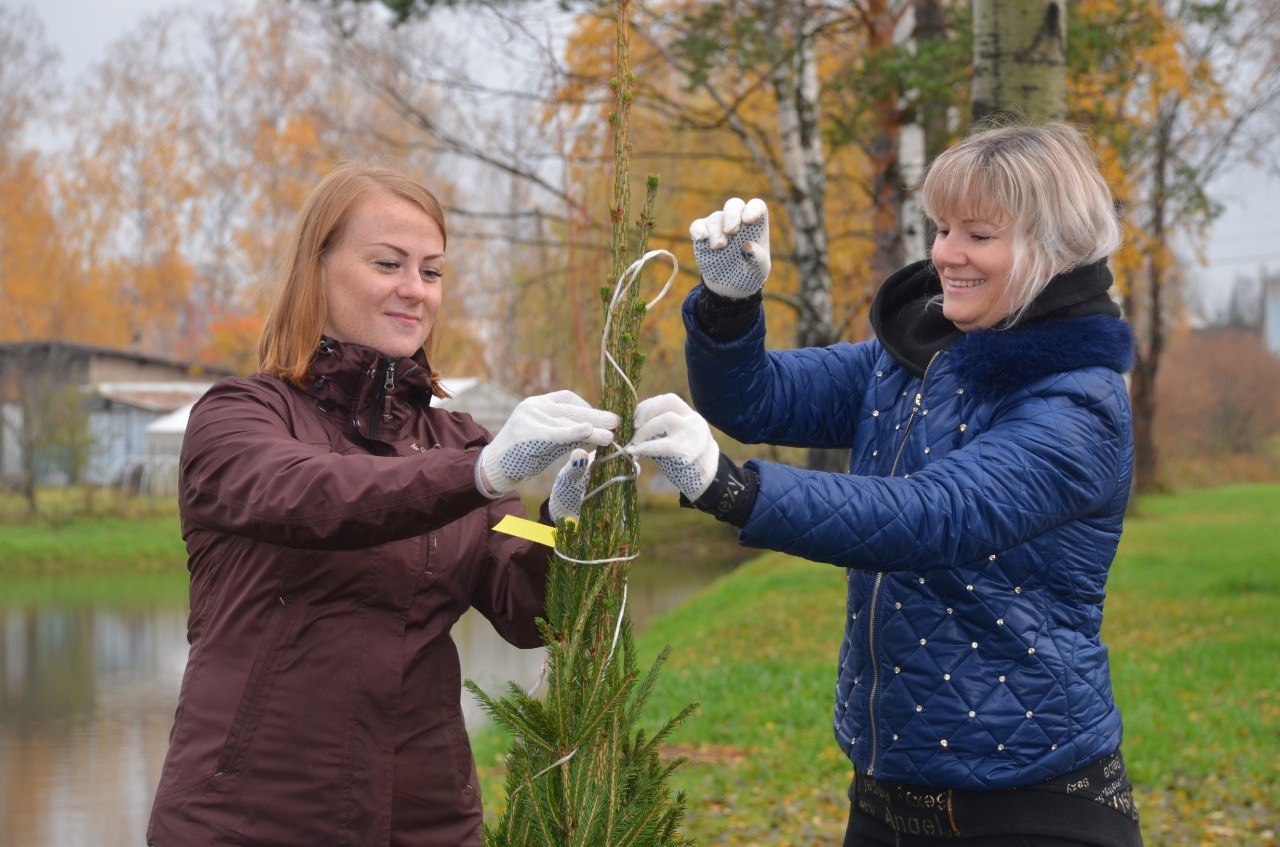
1,0,1278,486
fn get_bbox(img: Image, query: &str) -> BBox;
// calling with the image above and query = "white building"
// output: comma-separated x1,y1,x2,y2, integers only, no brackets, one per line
0,342,229,489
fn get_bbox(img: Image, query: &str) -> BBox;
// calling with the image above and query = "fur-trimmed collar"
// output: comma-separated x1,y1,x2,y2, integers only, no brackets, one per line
947,315,1134,403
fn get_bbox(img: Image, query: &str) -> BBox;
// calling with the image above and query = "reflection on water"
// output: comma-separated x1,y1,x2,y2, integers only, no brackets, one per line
0,601,187,847
0,553,737,847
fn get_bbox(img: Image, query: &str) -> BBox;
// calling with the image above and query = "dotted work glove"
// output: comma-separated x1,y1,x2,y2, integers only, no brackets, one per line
476,391,618,497
689,197,771,299
548,448,592,524
627,394,720,502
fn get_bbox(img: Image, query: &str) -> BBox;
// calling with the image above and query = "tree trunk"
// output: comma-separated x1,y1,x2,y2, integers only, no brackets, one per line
760,2,844,471
913,0,950,163
971,0,1066,123
865,0,906,286
798,0,911,475
1129,352,1159,495
770,3,835,353
1128,109,1174,497
898,0,949,263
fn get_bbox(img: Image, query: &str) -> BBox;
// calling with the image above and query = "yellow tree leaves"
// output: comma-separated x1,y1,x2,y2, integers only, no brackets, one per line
58,12,198,357
1068,0,1280,491
0,154,110,346
555,0,884,401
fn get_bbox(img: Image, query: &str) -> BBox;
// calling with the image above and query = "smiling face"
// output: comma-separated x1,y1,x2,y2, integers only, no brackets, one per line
321,190,445,359
931,213,1018,332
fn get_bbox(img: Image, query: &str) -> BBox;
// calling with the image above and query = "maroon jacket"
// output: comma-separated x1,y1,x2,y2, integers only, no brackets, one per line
147,340,550,847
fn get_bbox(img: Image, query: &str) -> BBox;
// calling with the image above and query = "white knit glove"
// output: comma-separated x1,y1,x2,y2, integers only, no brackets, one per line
548,448,592,524
627,394,720,502
689,197,771,299
477,391,618,496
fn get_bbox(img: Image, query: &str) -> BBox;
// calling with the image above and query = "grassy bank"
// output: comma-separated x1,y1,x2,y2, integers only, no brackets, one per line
0,486,186,573
473,484,1280,846
0,514,187,573
0,491,752,578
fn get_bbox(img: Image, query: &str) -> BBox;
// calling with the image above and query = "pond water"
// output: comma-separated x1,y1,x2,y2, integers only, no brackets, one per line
0,555,738,847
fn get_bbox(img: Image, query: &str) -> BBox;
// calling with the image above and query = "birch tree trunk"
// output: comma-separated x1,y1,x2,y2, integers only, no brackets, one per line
971,0,1066,123
771,22,835,353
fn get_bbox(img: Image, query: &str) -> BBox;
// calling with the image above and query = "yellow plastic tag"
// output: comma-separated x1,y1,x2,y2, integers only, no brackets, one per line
493,514,557,547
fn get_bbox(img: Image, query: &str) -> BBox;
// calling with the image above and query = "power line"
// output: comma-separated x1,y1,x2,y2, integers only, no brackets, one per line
1204,252,1280,267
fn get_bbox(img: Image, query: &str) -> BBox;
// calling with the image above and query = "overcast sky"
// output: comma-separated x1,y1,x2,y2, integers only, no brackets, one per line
24,0,1280,310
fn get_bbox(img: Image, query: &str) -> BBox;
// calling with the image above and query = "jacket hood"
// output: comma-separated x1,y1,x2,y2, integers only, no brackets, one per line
870,258,1122,377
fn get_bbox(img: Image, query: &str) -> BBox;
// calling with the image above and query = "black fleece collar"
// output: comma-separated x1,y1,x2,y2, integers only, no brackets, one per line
870,258,1122,377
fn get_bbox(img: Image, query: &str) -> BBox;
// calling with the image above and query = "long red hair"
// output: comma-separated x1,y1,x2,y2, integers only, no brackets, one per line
257,163,449,395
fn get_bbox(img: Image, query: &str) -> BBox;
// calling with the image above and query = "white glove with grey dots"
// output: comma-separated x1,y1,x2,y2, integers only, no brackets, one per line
626,394,720,502
689,197,771,299
476,391,618,497
548,448,592,524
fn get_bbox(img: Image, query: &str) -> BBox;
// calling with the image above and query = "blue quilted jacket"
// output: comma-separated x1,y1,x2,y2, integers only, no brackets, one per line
683,262,1135,790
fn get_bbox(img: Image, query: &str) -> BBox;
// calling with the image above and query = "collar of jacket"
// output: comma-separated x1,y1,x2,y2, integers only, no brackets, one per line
869,258,1133,401
303,338,434,436
947,314,1135,403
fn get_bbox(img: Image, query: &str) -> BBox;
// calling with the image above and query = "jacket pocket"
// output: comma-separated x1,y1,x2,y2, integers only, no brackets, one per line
216,595,300,776
448,711,478,792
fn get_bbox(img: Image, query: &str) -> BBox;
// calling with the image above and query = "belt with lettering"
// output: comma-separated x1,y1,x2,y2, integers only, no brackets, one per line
853,771,960,838
852,751,1139,839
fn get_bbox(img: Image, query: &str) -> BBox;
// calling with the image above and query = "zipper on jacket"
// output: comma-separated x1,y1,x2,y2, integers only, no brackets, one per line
367,358,395,439
869,349,940,775
865,570,885,775
889,350,940,477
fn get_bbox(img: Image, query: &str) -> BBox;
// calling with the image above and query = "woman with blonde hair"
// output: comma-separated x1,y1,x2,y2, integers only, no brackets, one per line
148,163,616,846
630,123,1143,846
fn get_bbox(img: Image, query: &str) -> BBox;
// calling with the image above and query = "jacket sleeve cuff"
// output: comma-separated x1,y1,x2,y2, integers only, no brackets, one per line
695,285,763,342
679,452,759,528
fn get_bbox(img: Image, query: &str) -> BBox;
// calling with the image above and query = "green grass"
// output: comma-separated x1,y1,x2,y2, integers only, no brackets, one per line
0,493,750,577
1103,485,1280,846
0,568,189,605
473,484,1280,846
0,513,187,573
0,485,186,573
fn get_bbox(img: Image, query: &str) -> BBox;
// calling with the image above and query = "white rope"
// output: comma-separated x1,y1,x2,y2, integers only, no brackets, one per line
518,252,671,788
552,443,642,567
517,580,629,786
598,249,679,393
509,747,580,800
529,748,578,781
523,581,629,699
526,655,549,697
580,443,643,504
554,248,677,568
608,580,629,660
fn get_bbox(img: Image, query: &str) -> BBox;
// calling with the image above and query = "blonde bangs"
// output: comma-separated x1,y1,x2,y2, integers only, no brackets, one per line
918,123,1122,325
